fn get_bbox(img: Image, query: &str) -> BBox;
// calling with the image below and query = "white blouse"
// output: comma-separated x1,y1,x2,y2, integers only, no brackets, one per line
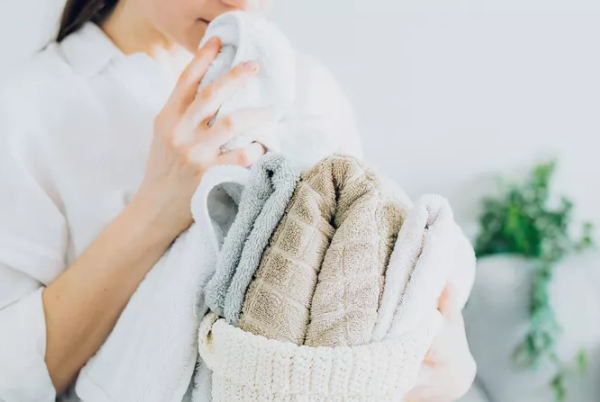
0,23,362,401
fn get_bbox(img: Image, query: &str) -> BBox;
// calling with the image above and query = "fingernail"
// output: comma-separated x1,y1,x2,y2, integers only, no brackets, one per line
242,61,260,73
206,37,220,49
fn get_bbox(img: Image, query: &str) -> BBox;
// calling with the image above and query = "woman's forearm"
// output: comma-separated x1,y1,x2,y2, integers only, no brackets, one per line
42,194,178,393
39,39,265,394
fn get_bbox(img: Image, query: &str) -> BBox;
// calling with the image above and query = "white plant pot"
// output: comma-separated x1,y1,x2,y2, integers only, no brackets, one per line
464,255,600,402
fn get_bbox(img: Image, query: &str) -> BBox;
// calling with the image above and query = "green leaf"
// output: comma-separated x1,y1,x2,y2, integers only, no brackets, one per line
576,350,588,375
475,159,596,402
550,373,567,402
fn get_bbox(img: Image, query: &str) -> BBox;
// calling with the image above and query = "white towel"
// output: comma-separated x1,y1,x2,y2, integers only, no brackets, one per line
197,10,296,153
372,195,476,342
75,166,250,402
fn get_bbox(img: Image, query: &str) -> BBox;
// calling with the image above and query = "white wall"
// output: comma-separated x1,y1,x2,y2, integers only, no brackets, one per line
271,4,600,399
272,0,600,234
0,0,65,73
1,0,598,229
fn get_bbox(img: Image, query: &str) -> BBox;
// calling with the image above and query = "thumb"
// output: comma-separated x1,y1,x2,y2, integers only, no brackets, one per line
438,283,462,322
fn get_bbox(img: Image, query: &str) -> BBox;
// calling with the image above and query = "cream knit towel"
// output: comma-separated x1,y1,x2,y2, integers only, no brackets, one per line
372,195,476,342
240,155,405,346
198,313,438,402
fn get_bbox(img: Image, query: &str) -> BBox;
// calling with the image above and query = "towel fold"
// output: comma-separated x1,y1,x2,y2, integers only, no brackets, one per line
203,153,300,325
74,165,250,402
223,154,300,326
197,10,296,152
372,195,476,342
240,155,405,346
303,156,405,347
238,157,337,344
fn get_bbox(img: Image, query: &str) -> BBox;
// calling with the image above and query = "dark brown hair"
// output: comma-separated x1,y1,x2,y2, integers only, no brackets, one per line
57,0,119,42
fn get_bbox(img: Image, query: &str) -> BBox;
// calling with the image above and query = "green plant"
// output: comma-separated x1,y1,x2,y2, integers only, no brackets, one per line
475,160,595,402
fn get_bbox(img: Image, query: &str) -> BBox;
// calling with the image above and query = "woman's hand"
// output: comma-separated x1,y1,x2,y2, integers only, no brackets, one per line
135,37,271,238
405,285,477,402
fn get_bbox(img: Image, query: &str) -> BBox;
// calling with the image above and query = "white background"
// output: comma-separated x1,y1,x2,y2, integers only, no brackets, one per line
1,0,598,232
272,0,600,235
270,4,600,398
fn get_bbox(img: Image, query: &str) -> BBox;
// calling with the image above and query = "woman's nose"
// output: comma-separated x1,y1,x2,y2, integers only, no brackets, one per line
221,0,248,8
220,0,266,11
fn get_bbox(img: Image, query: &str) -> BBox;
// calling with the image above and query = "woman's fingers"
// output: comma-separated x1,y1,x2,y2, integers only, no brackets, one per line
424,284,468,364
187,108,272,161
406,284,477,402
438,284,462,322
166,37,222,116
214,143,266,167
185,61,261,127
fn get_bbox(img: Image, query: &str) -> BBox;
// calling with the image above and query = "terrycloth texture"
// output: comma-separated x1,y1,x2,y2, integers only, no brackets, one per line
372,195,477,342
198,313,438,402
238,160,336,344
204,153,300,325
240,155,405,346
75,165,250,402
198,11,296,152
304,156,405,347
191,154,298,402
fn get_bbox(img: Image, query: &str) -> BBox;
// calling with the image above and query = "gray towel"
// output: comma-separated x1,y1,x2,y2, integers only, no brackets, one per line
205,153,300,324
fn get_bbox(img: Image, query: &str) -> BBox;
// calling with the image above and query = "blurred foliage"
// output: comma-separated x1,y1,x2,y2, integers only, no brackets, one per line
475,160,595,402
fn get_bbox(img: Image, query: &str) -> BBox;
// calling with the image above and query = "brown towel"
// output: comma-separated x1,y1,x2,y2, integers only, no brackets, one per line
240,155,405,346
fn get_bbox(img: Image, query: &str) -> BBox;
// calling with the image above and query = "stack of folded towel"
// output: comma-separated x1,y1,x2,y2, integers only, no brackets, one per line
198,153,476,401
238,155,405,347
74,10,475,402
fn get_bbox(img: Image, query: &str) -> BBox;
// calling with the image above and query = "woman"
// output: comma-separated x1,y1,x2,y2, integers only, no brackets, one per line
0,0,475,401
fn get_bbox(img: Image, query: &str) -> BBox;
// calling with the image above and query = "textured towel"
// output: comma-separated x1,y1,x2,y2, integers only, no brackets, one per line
240,155,405,346
198,313,438,402
74,165,250,402
238,159,336,344
198,10,296,152
204,153,300,324
372,195,476,342
303,156,405,347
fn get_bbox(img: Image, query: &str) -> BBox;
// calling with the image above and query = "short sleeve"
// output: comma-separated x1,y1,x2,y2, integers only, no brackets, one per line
0,94,69,285
0,287,56,401
0,85,69,401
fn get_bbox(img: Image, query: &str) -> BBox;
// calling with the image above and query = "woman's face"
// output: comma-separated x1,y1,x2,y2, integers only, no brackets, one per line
133,0,275,51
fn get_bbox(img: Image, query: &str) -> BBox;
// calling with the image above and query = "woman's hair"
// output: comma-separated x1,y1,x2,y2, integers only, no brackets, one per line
57,0,119,42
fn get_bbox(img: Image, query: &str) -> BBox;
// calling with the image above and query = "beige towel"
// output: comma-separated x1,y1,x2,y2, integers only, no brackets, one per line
239,159,335,344
304,157,405,347
240,155,405,346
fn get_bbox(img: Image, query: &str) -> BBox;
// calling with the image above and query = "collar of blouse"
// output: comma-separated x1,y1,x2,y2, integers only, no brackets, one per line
60,22,181,111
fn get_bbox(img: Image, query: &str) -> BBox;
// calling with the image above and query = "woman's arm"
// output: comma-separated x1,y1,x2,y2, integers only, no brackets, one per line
0,37,270,397
41,194,178,392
